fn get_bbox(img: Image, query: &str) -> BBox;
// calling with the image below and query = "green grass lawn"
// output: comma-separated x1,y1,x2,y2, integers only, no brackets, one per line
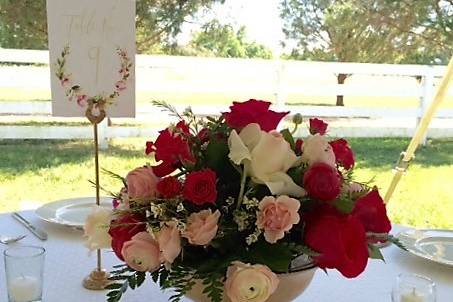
0,137,452,229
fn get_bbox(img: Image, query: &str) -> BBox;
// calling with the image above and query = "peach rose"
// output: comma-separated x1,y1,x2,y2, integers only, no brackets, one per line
182,209,220,245
228,123,305,197
84,206,112,250
156,221,181,265
121,232,160,272
301,134,336,167
224,262,279,302
256,195,300,243
126,166,159,202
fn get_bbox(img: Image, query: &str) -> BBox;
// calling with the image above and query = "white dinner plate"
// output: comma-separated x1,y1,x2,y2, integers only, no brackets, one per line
396,229,453,267
35,197,113,229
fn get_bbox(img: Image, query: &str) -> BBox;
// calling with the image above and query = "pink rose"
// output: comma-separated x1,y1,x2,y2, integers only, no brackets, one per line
256,195,300,243
156,221,181,265
76,95,88,107
224,261,279,302
60,77,71,87
121,232,161,272
345,182,364,194
301,134,336,167
126,166,159,202
115,80,127,92
182,209,220,245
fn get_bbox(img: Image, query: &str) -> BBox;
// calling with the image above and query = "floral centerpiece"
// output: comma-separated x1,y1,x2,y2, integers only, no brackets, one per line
84,99,402,302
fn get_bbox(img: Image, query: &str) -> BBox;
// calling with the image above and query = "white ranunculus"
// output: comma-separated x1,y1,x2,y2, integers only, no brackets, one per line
228,123,305,197
224,262,279,302
84,206,112,251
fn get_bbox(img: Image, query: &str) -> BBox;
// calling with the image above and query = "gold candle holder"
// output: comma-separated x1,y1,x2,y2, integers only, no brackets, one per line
83,103,111,290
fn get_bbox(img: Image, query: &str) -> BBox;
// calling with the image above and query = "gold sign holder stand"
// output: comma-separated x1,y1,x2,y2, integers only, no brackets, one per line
82,103,111,290
384,55,453,203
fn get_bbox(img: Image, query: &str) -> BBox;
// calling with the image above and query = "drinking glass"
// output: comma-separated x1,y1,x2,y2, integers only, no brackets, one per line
392,273,436,302
4,246,45,302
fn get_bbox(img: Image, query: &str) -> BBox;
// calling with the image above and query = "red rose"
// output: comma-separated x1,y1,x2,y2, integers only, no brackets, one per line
157,176,182,199
303,162,341,201
183,169,217,205
175,120,190,134
145,122,195,177
309,118,328,135
295,138,303,156
197,128,210,143
223,99,289,132
330,139,355,170
305,211,368,278
108,214,146,261
352,189,391,234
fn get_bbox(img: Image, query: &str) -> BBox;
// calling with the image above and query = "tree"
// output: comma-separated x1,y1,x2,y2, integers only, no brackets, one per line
188,19,273,59
280,0,452,106
0,0,223,53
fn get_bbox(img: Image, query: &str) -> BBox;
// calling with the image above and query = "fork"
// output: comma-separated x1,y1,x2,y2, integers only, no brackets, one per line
0,234,26,244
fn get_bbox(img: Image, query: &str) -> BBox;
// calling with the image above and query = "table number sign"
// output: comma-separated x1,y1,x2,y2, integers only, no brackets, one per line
47,0,135,118
47,0,136,291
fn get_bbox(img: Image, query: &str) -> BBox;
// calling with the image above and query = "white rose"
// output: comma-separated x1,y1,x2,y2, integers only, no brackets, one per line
84,206,112,250
301,134,336,167
228,123,305,197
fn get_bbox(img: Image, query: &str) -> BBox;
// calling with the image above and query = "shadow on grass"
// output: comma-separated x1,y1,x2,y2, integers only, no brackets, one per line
348,137,453,170
1,137,452,175
0,139,146,175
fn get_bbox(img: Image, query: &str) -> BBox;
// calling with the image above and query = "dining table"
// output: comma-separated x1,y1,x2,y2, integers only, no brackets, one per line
0,210,452,302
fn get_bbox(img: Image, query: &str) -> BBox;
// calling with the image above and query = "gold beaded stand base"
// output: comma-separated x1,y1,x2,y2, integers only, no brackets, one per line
83,269,111,290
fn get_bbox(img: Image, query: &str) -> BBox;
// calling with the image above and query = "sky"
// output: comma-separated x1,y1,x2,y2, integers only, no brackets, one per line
179,0,286,55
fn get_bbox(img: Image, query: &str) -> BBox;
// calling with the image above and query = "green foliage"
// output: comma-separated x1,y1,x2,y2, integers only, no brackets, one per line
201,273,224,302
280,0,452,65
368,244,385,261
106,265,138,302
387,234,408,252
0,0,223,52
189,19,273,59
247,240,294,273
334,195,356,214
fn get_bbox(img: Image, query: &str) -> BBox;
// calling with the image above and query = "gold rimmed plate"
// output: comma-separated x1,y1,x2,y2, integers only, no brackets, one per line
397,229,453,267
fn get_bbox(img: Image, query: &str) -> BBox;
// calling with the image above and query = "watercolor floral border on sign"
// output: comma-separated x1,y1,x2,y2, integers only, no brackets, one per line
54,45,132,118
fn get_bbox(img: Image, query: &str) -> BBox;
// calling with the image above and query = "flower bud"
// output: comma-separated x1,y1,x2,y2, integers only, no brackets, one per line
292,113,303,125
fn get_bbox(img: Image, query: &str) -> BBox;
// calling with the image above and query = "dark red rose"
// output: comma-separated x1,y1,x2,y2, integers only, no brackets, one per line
305,211,368,278
309,118,328,135
145,122,195,177
352,189,391,234
183,169,217,205
330,139,355,170
176,121,190,134
157,176,182,199
197,128,210,143
295,138,303,156
223,99,289,132
108,214,146,261
303,162,341,201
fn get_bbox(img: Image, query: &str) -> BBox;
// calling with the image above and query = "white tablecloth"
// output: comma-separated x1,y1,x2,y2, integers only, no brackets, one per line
0,211,452,302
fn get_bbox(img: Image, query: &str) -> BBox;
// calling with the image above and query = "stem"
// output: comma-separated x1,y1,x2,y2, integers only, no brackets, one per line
236,165,248,210
291,123,299,135
173,170,186,178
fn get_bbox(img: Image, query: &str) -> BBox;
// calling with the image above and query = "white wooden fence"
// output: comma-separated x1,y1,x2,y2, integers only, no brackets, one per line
1,48,453,148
